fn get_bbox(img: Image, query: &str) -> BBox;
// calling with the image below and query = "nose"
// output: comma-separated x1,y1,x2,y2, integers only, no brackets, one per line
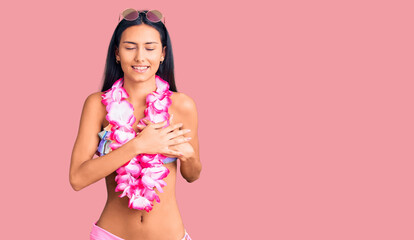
134,47,145,62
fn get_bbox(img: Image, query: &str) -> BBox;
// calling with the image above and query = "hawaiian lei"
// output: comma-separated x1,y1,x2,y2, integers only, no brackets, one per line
101,75,173,212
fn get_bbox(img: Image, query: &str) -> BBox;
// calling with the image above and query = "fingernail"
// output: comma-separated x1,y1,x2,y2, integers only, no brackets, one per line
186,137,192,140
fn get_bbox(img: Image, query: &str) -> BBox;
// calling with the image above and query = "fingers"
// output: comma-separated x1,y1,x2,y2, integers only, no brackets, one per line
137,123,146,130
161,122,184,134
167,149,184,157
142,118,168,129
167,128,191,140
168,135,192,146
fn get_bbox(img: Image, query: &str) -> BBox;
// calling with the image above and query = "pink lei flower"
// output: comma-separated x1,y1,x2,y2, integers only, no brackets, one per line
101,75,173,212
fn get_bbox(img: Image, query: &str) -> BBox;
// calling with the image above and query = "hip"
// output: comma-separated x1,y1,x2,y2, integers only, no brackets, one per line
90,220,192,240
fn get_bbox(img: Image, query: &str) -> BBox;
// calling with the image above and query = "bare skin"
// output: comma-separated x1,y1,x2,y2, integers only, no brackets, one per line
69,24,201,239
96,92,197,240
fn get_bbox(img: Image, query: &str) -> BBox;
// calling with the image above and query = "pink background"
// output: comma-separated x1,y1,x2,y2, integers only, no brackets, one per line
1,0,413,239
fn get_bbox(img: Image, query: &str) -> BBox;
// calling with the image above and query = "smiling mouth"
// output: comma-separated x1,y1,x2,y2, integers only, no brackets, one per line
132,66,149,73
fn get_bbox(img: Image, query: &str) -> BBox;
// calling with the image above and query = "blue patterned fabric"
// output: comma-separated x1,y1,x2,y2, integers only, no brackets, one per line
96,129,177,164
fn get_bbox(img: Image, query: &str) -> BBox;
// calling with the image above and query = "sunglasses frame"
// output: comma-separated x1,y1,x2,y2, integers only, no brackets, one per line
118,9,165,24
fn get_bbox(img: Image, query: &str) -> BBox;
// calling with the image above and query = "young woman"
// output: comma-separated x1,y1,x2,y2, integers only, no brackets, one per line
69,9,201,240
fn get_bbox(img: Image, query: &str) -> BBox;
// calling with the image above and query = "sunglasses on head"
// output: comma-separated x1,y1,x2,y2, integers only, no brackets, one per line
118,8,165,24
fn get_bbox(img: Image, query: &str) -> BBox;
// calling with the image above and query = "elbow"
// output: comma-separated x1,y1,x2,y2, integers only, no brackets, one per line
186,165,202,183
186,176,199,183
69,173,84,191
71,182,82,192
70,161,90,191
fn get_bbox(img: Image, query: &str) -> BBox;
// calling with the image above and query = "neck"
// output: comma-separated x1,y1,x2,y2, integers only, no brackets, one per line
122,75,157,106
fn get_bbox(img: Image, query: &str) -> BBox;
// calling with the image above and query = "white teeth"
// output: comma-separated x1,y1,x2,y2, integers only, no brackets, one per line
133,66,149,70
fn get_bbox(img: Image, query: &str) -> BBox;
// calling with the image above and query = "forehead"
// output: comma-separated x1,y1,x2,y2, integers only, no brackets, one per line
120,24,161,43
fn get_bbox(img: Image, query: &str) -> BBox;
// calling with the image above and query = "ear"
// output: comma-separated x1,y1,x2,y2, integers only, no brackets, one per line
115,46,120,61
162,46,166,59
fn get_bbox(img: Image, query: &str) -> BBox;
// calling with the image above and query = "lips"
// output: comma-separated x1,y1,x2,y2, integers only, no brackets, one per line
132,65,149,70
132,65,149,73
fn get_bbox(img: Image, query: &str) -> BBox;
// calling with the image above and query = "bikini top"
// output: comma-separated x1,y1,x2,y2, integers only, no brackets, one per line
95,125,177,164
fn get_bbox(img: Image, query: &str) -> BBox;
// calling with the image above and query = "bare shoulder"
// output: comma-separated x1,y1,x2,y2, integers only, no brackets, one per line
86,91,104,104
81,91,107,127
84,91,106,112
171,92,197,114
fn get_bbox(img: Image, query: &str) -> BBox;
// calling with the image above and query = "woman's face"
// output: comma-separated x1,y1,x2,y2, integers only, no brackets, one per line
116,24,166,82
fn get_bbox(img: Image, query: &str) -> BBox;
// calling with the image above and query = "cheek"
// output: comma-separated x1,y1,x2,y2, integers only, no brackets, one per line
148,53,161,61
120,51,135,60
121,64,130,74
149,57,161,66
148,50,162,62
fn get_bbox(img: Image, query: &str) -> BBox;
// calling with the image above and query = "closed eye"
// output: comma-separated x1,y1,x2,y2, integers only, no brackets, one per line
126,48,154,51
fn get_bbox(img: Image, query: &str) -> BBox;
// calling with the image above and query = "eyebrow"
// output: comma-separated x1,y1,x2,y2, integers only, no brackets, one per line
122,41,159,45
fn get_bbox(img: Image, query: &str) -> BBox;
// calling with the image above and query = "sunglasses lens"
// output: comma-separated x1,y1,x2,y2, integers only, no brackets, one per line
146,10,163,22
122,8,138,21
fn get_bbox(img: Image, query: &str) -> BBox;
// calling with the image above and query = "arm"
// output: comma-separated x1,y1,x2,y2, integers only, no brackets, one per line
69,93,141,191
175,93,202,183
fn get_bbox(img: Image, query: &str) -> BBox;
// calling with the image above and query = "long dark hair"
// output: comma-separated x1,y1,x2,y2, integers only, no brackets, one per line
100,10,177,92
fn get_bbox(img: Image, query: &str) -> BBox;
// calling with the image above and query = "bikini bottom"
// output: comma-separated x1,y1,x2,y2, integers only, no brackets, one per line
90,221,192,240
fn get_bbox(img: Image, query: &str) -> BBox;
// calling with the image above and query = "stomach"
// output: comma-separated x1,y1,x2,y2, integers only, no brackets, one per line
95,162,186,240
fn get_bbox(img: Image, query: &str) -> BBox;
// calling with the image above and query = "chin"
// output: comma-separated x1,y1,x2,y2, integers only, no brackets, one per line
129,72,155,82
